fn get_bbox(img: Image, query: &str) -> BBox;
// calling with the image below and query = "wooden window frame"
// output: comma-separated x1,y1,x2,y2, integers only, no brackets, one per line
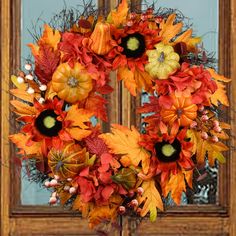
1,0,236,235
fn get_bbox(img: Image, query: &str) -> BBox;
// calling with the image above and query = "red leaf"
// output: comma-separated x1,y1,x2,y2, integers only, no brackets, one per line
34,44,60,84
137,96,160,114
85,136,109,156
85,94,108,121
96,84,114,94
101,185,114,200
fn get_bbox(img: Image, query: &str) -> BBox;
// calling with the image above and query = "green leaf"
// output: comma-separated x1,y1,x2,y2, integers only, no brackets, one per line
111,168,137,190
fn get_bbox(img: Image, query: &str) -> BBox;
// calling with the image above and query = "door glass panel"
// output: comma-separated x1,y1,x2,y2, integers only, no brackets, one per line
141,0,219,205
20,0,98,205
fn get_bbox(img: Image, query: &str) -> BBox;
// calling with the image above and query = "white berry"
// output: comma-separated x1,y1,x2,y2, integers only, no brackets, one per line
17,76,24,84
69,187,76,194
27,87,34,94
50,179,58,186
25,74,34,80
38,97,45,104
49,197,57,204
39,84,47,91
25,63,32,71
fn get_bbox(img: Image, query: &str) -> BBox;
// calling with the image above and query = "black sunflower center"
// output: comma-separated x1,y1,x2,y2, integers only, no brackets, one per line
120,33,146,58
154,139,181,163
35,109,62,137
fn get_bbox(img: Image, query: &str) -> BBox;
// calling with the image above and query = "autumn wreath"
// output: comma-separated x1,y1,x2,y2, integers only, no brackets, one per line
10,0,230,231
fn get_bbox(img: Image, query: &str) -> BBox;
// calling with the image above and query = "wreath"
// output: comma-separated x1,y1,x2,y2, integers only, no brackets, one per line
10,0,230,231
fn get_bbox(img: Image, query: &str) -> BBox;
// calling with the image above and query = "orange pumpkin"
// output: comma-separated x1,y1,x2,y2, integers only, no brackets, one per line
90,22,114,55
51,62,93,104
48,143,86,179
161,95,198,126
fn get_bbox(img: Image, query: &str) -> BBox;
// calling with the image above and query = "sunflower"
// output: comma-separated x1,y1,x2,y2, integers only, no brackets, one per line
16,98,93,156
140,122,194,181
109,19,161,95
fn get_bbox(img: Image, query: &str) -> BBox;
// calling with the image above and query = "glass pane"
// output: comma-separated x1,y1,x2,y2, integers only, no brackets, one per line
20,0,98,205
141,0,219,205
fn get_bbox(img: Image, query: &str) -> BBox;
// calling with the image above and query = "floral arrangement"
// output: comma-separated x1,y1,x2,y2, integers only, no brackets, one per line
10,0,230,230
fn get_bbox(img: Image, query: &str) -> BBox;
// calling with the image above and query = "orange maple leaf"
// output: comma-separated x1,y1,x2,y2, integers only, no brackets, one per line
162,171,186,205
118,67,153,96
188,130,228,166
160,14,201,51
107,0,129,27
10,100,36,116
9,133,41,156
65,106,93,141
138,179,163,221
88,195,122,228
100,124,150,174
118,66,137,96
28,24,61,56
10,89,35,103
72,195,94,218
159,14,183,44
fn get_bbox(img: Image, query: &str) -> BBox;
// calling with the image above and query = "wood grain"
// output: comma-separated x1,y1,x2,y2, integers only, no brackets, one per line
1,0,11,235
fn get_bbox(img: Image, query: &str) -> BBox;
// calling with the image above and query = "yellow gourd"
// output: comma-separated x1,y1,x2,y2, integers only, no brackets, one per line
145,43,180,80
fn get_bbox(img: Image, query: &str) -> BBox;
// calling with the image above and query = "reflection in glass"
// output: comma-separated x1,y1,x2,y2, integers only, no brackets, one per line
141,0,219,205
20,0,98,205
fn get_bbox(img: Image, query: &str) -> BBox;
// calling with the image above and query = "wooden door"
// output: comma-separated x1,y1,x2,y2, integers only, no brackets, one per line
1,0,236,235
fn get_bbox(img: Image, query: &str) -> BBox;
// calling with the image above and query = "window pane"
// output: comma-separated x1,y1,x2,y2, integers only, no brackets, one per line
141,0,219,205
20,0,98,205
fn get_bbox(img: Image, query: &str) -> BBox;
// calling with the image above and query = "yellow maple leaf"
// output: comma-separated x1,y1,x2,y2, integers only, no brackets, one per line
162,171,186,205
11,75,28,90
188,130,228,166
138,179,163,221
208,68,231,83
107,0,129,27
100,124,150,174
210,81,229,106
9,133,41,156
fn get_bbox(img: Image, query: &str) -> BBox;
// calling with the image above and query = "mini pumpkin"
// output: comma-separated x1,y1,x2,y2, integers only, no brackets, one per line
161,95,198,126
51,62,93,104
90,22,114,55
48,143,86,179
145,43,180,79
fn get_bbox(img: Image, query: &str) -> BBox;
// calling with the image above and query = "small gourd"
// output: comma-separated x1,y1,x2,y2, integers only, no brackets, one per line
90,22,114,55
161,95,198,126
51,62,93,104
48,143,86,179
145,43,180,80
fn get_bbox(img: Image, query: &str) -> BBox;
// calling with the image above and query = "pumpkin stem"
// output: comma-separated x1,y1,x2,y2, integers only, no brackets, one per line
67,77,79,88
55,160,64,172
158,52,165,63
